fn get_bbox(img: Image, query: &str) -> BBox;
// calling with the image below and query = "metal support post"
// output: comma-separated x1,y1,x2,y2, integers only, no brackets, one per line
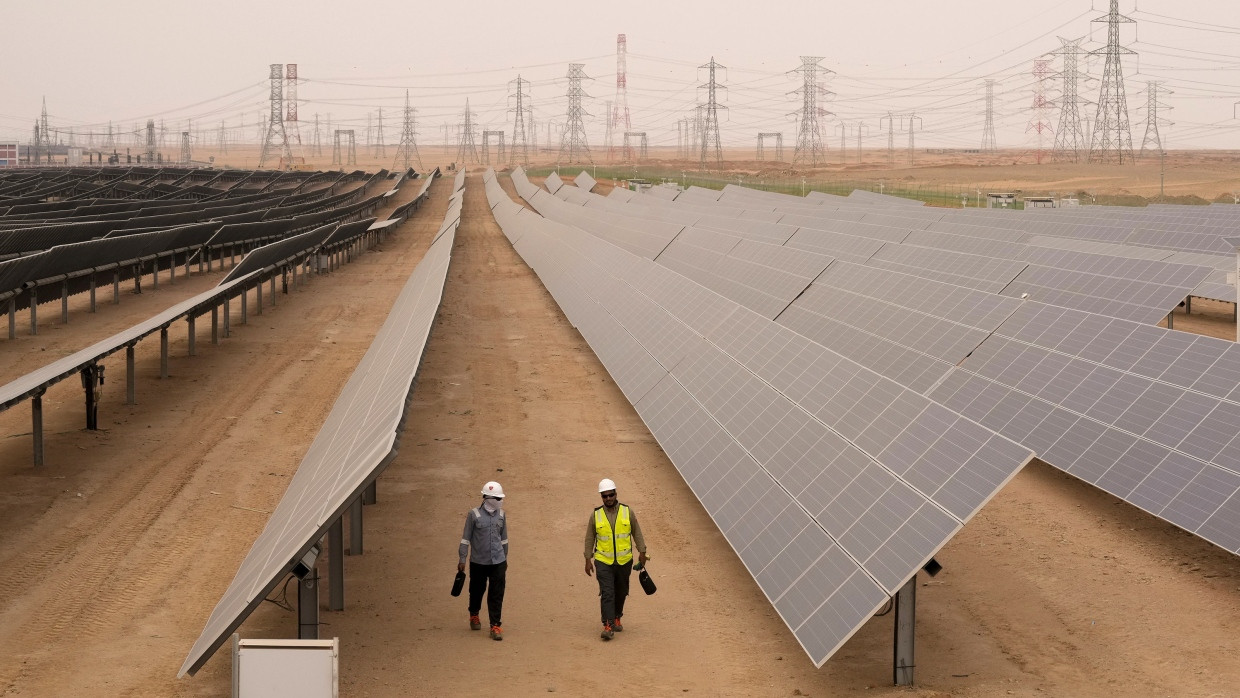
211,307,219,345
127,345,136,404
61,282,69,323
256,282,263,315
82,364,101,430
223,298,231,338
32,392,45,466
89,275,97,312
328,517,345,611
169,255,175,284
8,297,15,339
199,248,205,274
187,316,197,356
113,270,120,305
240,288,248,325
152,258,158,291
348,497,364,555
270,276,277,306
893,574,917,686
132,264,142,295
29,287,37,335
363,481,377,505
298,568,320,640
1167,311,1174,329
1185,297,1191,314
160,328,169,378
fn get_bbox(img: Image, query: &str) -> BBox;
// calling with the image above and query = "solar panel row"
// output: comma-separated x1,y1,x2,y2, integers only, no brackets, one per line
493,168,1033,667
180,171,455,676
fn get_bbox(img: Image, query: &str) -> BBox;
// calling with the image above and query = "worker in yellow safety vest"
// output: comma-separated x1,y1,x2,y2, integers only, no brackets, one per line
584,478,648,640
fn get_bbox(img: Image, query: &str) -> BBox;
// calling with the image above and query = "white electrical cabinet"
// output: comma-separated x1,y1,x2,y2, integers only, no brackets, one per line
232,636,338,698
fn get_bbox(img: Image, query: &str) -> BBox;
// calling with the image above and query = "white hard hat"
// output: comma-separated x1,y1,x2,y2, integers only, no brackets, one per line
481,481,505,498
598,478,617,493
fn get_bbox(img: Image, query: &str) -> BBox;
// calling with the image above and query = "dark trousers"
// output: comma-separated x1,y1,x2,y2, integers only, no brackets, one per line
594,559,632,624
468,560,506,627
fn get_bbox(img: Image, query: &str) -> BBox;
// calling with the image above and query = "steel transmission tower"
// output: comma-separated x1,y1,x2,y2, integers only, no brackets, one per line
285,64,301,145
258,63,293,167
374,108,386,158
698,57,727,170
312,114,322,156
145,119,157,162
37,98,52,163
1027,60,1054,164
392,90,424,171
790,56,831,166
180,131,192,165
559,63,593,164
1140,81,1173,158
1052,38,1088,163
1088,0,1136,164
981,80,998,152
457,99,480,164
509,75,531,166
610,34,631,161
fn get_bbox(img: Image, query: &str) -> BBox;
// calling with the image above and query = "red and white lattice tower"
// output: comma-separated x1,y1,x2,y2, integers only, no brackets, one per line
610,34,631,161
286,64,301,145
1027,59,1054,165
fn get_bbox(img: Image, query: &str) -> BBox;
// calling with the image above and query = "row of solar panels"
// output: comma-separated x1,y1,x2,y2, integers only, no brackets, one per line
496,167,1034,666
0,172,428,416
548,180,1213,325
658,183,1239,303
181,169,459,677
0,175,393,313
0,174,370,258
0,168,368,213
541,170,1240,557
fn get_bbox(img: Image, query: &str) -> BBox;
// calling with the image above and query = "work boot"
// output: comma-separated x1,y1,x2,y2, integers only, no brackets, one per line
612,617,623,632
600,623,614,640
469,615,482,631
490,625,503,641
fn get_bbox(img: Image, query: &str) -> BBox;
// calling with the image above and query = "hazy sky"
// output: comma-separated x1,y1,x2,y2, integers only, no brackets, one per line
4,0,1238,151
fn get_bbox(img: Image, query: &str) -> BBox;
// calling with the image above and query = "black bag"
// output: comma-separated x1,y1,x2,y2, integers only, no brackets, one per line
637,568,656,595
450,570,466,597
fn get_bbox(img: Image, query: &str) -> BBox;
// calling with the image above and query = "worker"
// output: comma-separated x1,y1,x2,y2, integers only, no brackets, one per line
584,478,648,640
459,481,508,641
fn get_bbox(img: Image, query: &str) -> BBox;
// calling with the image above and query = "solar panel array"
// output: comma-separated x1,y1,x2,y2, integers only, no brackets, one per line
492,169,1034,667
181,172,458,676
519,172,1240,558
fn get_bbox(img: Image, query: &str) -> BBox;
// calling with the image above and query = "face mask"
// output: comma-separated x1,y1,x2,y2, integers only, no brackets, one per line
483,498,503,513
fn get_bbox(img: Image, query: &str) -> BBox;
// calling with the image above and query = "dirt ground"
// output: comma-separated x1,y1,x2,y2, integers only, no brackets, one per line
1,166,1239,697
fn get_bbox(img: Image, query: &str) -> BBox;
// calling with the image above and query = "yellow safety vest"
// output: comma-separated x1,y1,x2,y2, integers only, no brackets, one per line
594,504,633,565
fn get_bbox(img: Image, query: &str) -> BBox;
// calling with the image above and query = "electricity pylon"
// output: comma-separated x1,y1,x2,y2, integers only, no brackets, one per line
1139,81,1173,158
392,90,424,171
1088,0,1136,164
258,63,293,167
558,63,592,164
698,57,727,170
790,56,831,166
1052,37,1088,162
509,75,532,166
981,80,998,152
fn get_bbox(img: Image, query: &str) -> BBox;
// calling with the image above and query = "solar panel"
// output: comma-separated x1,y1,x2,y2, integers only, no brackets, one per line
181,173,461,677
489,170,1034,667
544,171,564,194
574,170,597,193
